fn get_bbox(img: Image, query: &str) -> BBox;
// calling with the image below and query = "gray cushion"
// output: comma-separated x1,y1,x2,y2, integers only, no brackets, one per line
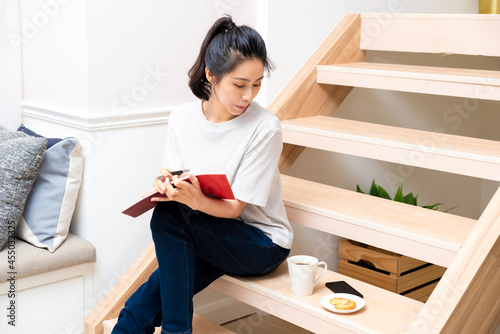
0,233,96,280
0,125,46,250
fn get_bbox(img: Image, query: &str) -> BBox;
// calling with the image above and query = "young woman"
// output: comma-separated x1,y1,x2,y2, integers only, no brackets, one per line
113,15,293,334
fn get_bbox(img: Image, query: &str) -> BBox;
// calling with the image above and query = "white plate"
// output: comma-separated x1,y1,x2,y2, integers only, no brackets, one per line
320,293,365,314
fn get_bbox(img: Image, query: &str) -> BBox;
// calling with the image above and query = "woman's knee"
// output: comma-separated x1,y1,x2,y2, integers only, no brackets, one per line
150,202,192,235
150,202,173,234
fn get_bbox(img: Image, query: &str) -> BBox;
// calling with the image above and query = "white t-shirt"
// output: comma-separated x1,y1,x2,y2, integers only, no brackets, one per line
163,100,293,249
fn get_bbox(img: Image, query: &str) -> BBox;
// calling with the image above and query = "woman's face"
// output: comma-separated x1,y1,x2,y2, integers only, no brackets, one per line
207,58,265,122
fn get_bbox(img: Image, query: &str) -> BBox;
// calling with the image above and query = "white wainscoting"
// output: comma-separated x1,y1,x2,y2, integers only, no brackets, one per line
0,264,94,334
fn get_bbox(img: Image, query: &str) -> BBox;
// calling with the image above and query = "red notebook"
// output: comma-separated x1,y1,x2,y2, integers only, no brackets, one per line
122,173,234,218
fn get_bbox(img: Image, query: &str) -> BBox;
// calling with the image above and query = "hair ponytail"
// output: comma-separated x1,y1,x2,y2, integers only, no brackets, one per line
188,15,274,101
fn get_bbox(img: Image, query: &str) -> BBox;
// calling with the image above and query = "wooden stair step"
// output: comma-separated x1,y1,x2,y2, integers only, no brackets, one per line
317,62,500,101
281,174,476,268
210,261,424,334
103,313,235,334
359,14,500,57
281,115,500,181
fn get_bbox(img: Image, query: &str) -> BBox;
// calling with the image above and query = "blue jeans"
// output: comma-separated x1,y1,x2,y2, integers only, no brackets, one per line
112,201,289,334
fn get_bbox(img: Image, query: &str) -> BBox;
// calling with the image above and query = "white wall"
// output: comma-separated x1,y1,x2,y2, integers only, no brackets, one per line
20,0,89,114
0,0,22,130
16,0,499,328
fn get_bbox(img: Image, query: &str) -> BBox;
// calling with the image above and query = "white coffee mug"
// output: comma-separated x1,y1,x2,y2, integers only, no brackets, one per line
287,255,327,296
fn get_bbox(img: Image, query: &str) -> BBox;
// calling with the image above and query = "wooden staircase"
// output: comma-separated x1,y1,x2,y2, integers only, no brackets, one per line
85,14,500,334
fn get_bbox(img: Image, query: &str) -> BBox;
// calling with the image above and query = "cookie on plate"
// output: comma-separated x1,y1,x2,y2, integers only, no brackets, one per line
329,297,356,310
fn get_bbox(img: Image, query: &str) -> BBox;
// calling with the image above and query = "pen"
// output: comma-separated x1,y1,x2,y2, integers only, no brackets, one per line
155,169,190,181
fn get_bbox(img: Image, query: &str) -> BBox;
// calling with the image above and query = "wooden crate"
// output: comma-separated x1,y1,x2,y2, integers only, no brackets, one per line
338,240,446,302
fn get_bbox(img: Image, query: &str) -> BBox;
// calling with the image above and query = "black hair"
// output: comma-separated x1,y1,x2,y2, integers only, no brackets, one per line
188,15,274,101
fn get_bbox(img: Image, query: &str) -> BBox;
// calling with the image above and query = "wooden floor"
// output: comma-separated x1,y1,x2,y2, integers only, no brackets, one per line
221,311,313,334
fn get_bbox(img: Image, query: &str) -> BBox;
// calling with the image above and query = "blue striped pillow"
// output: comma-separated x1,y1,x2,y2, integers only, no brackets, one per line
17,125,83,252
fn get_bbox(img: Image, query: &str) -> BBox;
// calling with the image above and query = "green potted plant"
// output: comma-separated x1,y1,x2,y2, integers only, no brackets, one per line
356,179,456,212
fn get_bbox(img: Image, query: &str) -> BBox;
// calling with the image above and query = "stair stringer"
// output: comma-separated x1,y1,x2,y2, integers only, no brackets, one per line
409,185,500,334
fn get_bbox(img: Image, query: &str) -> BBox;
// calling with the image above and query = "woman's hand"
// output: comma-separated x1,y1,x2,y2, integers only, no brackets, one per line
151,169,204,208
159,174,205,209
150,167,180,202
152,167,174,197
151,167,246,218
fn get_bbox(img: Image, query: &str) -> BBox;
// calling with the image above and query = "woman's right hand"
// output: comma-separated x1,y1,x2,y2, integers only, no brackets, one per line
153,167,173,196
